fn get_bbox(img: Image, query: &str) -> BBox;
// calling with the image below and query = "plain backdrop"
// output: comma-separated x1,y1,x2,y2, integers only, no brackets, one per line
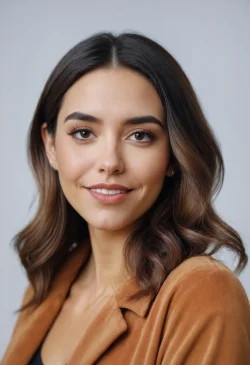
1,0,249,356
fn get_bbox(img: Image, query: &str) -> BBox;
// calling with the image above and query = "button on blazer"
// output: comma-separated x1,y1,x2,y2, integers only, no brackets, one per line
2,242,250,365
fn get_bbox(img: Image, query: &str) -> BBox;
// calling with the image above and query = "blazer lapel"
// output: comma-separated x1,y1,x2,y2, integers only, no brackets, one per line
69,276,153,365
2,242,91,365
2,241,153,365
69,295,128,365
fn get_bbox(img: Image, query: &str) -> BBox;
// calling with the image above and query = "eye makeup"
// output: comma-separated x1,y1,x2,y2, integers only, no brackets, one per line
67,126,157,143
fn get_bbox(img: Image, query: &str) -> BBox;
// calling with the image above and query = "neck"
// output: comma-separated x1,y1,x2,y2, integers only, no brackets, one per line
79,226,134,296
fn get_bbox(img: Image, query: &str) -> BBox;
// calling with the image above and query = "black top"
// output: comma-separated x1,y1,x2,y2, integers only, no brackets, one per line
28,345,43,365
28,346,67,365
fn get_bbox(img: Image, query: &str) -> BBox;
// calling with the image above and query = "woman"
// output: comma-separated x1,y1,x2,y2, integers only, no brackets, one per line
2,31,250,365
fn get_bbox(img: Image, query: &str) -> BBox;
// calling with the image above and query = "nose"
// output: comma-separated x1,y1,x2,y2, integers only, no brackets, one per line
98,140,125,176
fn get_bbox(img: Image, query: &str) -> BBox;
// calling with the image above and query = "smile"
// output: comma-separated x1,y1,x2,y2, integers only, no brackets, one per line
90,188,127,195
86,188,132,204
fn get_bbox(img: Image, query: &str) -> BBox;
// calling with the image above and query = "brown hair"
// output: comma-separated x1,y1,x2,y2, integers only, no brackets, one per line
13,31,248,312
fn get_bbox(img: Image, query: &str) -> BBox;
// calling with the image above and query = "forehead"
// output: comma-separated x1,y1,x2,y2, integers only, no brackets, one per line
58,67,164,121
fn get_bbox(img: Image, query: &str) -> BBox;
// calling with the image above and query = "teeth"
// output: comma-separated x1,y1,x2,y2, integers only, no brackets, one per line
90,188,126,195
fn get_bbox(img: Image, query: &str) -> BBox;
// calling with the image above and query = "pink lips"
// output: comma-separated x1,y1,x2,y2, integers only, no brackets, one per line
87,183,131,191
87,187,132,204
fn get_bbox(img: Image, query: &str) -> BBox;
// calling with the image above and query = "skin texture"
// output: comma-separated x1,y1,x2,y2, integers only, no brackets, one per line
41,66,172,298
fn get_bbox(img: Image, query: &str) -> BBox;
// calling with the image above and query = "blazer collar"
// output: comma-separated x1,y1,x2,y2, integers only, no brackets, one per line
2,241,152,365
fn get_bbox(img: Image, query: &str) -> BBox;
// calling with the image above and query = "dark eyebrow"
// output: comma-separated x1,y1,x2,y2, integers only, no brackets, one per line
64,112,165,129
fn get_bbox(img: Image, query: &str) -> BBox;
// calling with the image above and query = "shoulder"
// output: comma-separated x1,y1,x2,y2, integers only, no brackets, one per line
155,255,250,364
156,254,250,318
165,254,248,294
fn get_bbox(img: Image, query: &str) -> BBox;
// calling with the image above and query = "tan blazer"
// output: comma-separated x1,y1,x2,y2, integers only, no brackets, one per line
2,242,250,365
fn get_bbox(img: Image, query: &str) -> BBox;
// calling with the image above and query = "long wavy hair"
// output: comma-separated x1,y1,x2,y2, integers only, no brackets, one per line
13,31,248,312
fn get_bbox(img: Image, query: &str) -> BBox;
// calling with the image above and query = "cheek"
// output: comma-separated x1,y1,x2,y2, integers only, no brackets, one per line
132,146,169,186
55,139,86,182
144,163,167,197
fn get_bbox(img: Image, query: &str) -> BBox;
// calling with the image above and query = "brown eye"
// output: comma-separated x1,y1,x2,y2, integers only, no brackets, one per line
135,132,146,140
128,130,156,143
78,130,91,138
68,128,94,141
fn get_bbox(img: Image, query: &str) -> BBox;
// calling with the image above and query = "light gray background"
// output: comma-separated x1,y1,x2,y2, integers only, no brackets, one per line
1,0,249,356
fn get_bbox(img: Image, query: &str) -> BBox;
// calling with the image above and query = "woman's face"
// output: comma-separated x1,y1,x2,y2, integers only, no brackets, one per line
42,67,171,232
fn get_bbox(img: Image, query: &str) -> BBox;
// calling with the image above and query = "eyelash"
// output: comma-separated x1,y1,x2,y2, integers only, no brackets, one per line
68,127,156,143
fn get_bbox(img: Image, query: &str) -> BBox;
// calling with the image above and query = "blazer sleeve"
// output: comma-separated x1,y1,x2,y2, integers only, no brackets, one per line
6,284,33,340
160,265,250,365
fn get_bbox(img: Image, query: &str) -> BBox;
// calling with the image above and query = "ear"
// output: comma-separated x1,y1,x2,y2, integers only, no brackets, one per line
41,122,58,170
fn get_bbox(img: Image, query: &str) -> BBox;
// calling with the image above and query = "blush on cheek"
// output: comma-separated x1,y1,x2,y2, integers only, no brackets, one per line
57,157,94,192
140,158,167,182
58,159,79,181
55,143,83,180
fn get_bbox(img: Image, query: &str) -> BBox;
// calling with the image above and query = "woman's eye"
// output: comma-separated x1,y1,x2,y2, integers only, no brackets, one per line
68,128,155,143
128,131,155,142
69,128,94,141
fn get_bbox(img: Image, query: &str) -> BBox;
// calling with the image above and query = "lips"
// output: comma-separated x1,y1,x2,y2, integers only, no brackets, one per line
87,183,132,191
87,187,132,204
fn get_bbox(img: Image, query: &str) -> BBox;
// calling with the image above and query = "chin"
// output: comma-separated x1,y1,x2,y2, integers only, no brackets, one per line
85,216,135,232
